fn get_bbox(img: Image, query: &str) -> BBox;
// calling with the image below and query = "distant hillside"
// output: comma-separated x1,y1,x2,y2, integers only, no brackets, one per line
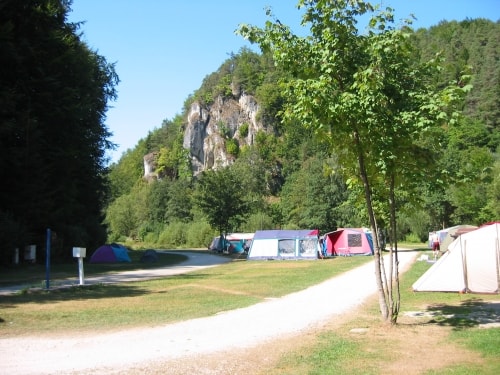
105,18,500,247
412,19,500,132
136,19,500,180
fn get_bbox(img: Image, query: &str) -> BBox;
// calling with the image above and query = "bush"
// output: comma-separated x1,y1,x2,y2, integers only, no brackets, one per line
158,222,187,248
239,122,249,138
404,232,422,243
185,221,216,248
226,138,239,156
143,231,159,246
0,211,27,265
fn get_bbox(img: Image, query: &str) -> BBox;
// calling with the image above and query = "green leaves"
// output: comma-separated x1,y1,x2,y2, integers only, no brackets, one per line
0,0,118,260
235,0,479,322
194,167,250,235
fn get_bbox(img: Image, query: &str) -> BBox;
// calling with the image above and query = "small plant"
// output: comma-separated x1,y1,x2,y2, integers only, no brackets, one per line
218,121,230,138
225,138,240,156
239,122,249,137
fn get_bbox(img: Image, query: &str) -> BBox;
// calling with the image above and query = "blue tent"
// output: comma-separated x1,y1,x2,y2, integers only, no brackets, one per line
89,243,131,263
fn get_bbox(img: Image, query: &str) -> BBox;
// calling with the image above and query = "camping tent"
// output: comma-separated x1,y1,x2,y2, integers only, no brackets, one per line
428,225,477,252
209,236,225,252
140,249,159,263
323,228,374,256
247,229,319,260
226,233,254,253
89,243,131,263
209,233,254,253
413,223,500,294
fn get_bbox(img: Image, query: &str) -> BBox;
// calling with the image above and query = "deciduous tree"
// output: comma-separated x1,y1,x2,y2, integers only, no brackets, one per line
238,0,469,323
194,167,249,246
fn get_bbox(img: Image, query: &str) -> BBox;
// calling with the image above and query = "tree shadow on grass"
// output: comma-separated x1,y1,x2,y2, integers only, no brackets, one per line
0,252,189,287
424,298,500,330
0,271,220,307
0,283,151,305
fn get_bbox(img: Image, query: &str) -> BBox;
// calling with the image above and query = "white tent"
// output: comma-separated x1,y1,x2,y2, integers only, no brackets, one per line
247,229,320,260
427,224,477,251
413,223,500,294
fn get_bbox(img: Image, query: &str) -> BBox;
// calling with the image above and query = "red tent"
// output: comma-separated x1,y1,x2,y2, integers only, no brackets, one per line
324,228,373,256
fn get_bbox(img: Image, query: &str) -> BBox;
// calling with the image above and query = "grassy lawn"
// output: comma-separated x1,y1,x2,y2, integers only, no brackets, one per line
0,249,190,288
1,247,498,374
266,249,500,375
0,253,371,336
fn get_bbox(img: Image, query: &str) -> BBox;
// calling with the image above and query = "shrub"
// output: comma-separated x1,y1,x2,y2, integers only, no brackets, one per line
158,222,187,248
226,138,240,156
239,122,249,138
185,221,216,248
404,232,422,243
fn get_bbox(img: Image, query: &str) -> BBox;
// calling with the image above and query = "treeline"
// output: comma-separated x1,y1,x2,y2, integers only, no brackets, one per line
0,0,118,264
106,18,500,249
1,2,497,265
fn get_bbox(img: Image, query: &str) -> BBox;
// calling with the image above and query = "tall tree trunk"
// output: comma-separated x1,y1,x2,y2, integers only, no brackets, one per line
354,130,389,321
389,173,401,324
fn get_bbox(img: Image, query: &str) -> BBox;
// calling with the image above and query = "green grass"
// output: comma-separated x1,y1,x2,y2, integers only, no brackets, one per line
0,255,371,336
1,249,499,374
273,334,382,375
0,249,189,288
267,249,500,375
430,328,500,375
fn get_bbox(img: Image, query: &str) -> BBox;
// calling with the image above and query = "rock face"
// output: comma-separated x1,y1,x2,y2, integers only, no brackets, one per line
143,152,158,181
183,92,262,175
143,91,264,179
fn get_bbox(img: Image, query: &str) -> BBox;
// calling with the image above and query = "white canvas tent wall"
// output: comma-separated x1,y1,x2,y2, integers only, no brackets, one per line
247,229,319,260
413,223,500,294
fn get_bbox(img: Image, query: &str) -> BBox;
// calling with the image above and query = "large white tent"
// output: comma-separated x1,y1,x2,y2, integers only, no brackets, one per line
247,229,319,260
413,223,500,294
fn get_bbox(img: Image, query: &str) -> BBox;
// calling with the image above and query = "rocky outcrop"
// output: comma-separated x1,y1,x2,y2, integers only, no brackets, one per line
143,152,158,181
183,92,263,175
143,90,265,179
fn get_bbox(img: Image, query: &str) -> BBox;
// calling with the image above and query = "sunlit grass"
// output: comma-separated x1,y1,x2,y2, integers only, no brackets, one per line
268,249,500,375
2,250,498,374
0,256,371,336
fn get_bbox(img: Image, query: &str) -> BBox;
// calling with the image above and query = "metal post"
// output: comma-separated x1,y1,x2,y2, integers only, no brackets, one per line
45,228,51,289
73,247,86,285
78,257,84,285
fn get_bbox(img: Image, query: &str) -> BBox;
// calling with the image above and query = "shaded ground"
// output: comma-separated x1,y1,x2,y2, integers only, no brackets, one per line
0,251,232,295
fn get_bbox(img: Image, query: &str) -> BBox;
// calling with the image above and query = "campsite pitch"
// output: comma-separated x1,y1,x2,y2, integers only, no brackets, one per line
0,252,418,374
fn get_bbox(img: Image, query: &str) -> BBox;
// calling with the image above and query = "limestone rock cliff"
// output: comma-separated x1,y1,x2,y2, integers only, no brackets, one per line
144,91,265,179
183,92,263,175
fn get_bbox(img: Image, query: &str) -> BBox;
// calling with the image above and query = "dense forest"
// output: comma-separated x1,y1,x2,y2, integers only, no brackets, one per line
106,18,499,250
0,0,118,264
0,0,498,264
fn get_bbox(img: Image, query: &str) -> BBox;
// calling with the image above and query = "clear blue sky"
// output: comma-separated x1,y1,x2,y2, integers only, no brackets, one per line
67,0,499,163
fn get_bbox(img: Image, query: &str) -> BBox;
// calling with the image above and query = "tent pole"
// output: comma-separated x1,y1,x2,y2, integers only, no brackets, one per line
496,236,500,293
462,239,469,293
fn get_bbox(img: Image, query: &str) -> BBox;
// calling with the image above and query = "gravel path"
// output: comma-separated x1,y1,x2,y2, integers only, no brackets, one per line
0,251,417,374
0,251,233,295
